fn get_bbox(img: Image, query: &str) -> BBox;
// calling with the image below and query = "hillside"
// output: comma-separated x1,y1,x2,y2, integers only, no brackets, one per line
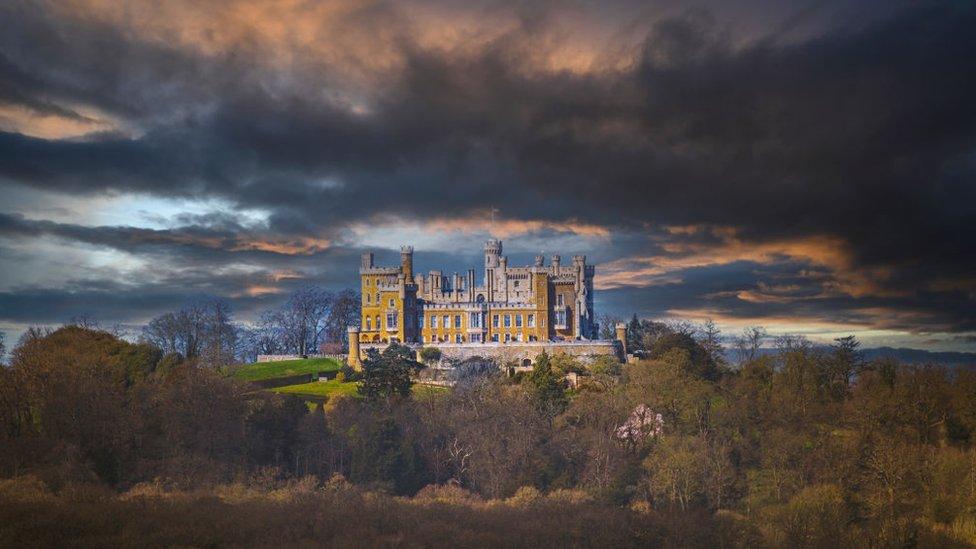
231,357,342,382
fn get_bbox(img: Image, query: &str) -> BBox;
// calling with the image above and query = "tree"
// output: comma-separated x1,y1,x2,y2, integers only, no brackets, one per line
597,313,622,340
827,335,862,395
419,346,442,365
626,315,643,354
649,332,719,380
643,434,733,510
359,342,422,401
527,351,568,421
697,319,727,370
273,286,333,356
323,289,360,351
141,298,236,368
734,326,768,365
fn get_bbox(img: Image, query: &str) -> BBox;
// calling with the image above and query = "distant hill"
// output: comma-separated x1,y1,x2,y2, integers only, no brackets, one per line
861,347,976,367
750,346,976,367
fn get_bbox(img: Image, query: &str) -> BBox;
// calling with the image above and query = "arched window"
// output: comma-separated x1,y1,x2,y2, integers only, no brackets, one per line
476,294,485,303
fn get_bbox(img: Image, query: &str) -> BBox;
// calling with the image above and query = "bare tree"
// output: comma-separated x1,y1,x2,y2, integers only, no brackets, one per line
141,298,236,367
697,319,727,369
774,333,812,354
323,289,360,350
273,286,333,356
597,313,622,340
733,326,768,365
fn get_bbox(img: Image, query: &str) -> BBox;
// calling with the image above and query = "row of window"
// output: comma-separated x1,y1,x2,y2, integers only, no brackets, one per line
364,294,415,309
364,313,398,331
422,333,538,344
364,310,557,332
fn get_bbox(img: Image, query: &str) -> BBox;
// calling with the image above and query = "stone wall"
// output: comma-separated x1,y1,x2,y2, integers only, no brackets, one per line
361,340,621,366
256,354,345,363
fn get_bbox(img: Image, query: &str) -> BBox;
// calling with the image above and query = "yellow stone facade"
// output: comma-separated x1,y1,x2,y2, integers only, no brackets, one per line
358,240,596,346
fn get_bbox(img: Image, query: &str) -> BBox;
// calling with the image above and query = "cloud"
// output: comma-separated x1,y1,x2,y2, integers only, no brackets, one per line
0,0,973,349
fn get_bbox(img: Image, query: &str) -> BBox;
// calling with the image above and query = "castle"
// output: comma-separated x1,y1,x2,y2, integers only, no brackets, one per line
357,238,595,345
348,239,621,368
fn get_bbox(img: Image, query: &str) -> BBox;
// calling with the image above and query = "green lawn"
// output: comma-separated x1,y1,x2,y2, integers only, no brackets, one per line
269,380,450,402
272,379,361,398
412,383,450,398
232,357,343,382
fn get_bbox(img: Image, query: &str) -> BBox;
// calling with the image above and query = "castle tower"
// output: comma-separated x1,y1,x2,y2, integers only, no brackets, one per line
347,326,362,370
615,323,628,361
400,246,414,284
485,239,502,268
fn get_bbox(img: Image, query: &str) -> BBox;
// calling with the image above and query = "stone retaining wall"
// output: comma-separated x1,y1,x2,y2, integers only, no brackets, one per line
362,340,621,366
256,354,345,363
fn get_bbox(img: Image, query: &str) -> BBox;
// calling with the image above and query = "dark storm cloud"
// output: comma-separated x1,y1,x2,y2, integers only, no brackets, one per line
0,0,973,339
0,212,336,261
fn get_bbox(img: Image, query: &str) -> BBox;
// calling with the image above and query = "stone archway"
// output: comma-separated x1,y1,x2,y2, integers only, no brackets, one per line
521,358,532,368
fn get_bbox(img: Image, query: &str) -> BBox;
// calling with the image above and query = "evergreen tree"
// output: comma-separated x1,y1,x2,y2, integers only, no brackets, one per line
359,342,423,401
528,351,568,421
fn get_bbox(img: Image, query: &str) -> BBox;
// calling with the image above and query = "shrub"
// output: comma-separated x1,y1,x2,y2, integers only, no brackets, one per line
419,347,442,364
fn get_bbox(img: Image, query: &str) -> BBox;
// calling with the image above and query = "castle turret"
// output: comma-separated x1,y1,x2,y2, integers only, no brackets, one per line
534,255,545,267
400,246,414,284
485,239,502,268
361,252,374,269
615,323,628,361
347,326,362,370
551,255,561,272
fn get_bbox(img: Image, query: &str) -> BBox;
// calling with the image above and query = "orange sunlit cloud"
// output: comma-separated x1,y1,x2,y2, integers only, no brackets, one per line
597,225,898,300
351,212,611,241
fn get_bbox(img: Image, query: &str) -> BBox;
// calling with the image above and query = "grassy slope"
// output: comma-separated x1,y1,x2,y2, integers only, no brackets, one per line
271,380,450,400
272,380,361,398
232,357,342,382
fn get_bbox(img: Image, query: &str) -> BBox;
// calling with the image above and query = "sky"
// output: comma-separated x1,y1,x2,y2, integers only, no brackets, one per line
0,0,974,352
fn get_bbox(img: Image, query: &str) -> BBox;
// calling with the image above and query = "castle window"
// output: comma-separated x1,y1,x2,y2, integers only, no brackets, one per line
454,314,462,328
375,293,380,304
504,333,511,343
515,314,522,327
514,280,520,288
516,332,522,342
557,294,564,307
443,314,450,328
366,317,372,331
555,310,566,327
504,314,511,328
471,333,481,343
492,315,499,328
469,312,481,328
365,293,371,304
375,315,380,329
389,298,395,308
528,314,535,327
455,334,462,343
387,312,398,329
431,315,438,328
